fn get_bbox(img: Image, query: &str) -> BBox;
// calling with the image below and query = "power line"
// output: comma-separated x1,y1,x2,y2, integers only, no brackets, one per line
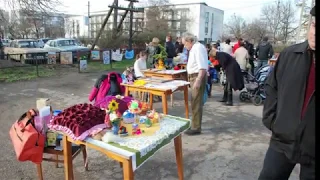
224,1,277,11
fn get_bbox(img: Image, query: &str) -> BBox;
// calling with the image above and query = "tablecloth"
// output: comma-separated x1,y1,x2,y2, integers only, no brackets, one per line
85,115,190,171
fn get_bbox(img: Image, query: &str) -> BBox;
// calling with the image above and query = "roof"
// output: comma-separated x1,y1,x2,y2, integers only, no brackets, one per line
15,39,37,41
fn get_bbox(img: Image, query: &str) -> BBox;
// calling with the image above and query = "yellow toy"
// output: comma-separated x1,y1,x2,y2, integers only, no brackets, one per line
157,59,165,70
147,110,161,123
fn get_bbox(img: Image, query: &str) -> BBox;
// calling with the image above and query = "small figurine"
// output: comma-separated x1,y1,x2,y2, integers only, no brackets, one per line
119,126,128,137
133,128,142,135
132,123,139,130
157,59,165,69
139,116,147,124
128,100,142,114
145,118,152,128
147,110,161,123
123,110,135,124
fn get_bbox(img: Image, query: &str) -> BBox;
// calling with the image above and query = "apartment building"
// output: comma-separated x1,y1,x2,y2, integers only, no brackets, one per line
65,2,224,43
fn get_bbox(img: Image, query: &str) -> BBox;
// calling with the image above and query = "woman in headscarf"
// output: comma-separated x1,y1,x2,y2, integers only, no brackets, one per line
146,37,161,69
209,48,244,106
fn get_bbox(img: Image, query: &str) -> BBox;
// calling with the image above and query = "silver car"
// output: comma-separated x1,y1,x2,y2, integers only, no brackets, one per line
43,38,89,62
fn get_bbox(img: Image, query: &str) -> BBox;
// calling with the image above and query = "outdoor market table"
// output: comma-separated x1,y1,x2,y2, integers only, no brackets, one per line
122,80,190,118
142,69,188,81
62,115,191,180
141,69,188,107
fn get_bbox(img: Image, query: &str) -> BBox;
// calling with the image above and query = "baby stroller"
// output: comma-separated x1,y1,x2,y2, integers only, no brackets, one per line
239,64,271,106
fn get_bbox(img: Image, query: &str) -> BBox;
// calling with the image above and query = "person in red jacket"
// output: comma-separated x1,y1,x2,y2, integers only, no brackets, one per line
232,38,243,54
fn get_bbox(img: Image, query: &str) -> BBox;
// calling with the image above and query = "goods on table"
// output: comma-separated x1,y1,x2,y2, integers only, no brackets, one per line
48,103,107,140
133,79,147,86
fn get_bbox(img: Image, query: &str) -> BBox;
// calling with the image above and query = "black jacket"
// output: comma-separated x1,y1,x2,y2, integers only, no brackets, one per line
244,42,254,58
263,41,315,164
216,52,244,91
256,41,274,60
165,41,176,58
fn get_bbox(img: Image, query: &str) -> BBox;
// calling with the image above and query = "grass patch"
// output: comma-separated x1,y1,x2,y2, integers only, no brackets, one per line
0,66,56,82
87,59,135,72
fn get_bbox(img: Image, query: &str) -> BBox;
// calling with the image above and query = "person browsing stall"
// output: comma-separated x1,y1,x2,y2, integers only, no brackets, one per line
134,51,147,79
182,33,208,136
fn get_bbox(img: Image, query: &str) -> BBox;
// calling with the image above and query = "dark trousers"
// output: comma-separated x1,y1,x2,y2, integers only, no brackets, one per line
222,81,233,102
249,58,254,75
259,146,315,180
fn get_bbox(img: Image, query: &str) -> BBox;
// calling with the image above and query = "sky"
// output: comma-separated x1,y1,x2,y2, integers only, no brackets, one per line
58,0,281,22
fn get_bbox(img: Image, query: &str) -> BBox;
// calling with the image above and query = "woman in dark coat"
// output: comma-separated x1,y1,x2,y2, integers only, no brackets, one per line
209,49,244,106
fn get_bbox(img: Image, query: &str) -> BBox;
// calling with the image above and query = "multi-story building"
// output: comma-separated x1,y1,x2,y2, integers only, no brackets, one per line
65,2,224,43
150,2,224,43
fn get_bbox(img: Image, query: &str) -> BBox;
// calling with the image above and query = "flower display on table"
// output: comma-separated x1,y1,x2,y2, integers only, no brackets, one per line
128,100,142,114
109,111,123,135
108,99,119,112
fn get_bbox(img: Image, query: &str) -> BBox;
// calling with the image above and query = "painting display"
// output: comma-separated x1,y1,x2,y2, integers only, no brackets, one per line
91,51,100,60
47,52,57,64
60,52,73,65
103,50,110,65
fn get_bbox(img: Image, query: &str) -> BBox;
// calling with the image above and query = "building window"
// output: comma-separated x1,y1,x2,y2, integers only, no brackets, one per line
211,13,214,37
205,12,209,34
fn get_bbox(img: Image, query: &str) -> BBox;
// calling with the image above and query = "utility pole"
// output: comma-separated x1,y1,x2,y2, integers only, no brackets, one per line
87,1,90,40
112,0,118,39
296,0,306,43
129,3,134,50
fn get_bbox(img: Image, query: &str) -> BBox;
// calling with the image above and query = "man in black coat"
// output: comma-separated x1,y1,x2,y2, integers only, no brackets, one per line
258,6,315,180
165,35,176,69
209,49,244,106
255,36,274,69
244,40,255,75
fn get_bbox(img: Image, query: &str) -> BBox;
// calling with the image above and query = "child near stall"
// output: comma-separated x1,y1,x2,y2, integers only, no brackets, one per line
134,50,147,79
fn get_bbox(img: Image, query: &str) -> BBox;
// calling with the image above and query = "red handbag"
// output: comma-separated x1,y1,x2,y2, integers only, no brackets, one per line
9,109,45,164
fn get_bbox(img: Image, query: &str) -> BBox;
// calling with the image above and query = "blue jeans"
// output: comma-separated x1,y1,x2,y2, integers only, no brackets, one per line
165,58,173,69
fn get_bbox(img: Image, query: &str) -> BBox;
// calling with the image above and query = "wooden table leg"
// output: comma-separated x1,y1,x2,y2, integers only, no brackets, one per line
63,135,74,180
183,86,189,119
162,93,168,114
36,163,44,180
125,87,129,96
122,158,134,180
149,93,153,110
174,135,184,180
171,94,174,107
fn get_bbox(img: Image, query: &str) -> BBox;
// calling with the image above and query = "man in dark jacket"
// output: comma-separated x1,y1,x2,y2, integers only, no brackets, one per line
255,36,274,69
165,35,176,69
258,6,315,180
209,49,244,106
244,40,255,75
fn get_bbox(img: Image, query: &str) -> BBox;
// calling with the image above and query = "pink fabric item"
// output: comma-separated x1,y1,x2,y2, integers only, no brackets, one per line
88,87,99,102
89,72,125,103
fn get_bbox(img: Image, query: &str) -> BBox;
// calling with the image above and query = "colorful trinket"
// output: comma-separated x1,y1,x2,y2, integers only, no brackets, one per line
119,126,128,137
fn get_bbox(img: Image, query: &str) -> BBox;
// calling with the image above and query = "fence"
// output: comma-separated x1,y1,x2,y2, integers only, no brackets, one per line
0,49,137,82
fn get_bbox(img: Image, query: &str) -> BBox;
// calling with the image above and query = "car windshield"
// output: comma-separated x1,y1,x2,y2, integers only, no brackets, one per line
57,40,78,47
18,41,38,48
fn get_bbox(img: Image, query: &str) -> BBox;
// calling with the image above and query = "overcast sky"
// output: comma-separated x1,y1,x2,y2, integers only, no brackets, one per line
58,0,280,22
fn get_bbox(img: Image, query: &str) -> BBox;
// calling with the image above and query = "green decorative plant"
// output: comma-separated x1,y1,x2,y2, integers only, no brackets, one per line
153,44,168,60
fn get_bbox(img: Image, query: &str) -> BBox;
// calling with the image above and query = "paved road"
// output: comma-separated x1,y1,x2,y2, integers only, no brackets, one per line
0,71,299,180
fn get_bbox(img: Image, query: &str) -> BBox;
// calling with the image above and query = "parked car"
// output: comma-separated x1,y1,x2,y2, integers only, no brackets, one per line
2,39,11,47
38,38,53,48
43,38,90,62
4,39,48,63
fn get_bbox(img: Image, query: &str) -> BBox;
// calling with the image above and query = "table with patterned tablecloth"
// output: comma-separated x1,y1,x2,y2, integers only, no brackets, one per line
62,114,191,180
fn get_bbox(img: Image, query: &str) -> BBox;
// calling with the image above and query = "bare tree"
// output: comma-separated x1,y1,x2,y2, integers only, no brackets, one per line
260,1,282,43
278,0,296,44
245,19,269,44
224,14,247,38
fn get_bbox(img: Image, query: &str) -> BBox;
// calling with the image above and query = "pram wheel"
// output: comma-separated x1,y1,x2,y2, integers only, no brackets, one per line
239,91,248,102
252,95,263,106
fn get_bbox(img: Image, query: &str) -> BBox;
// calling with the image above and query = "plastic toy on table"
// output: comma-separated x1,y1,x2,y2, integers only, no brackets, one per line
147,110,161,123
123,110,135,124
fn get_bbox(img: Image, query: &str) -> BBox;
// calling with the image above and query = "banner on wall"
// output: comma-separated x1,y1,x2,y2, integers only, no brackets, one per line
111,49,123,61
